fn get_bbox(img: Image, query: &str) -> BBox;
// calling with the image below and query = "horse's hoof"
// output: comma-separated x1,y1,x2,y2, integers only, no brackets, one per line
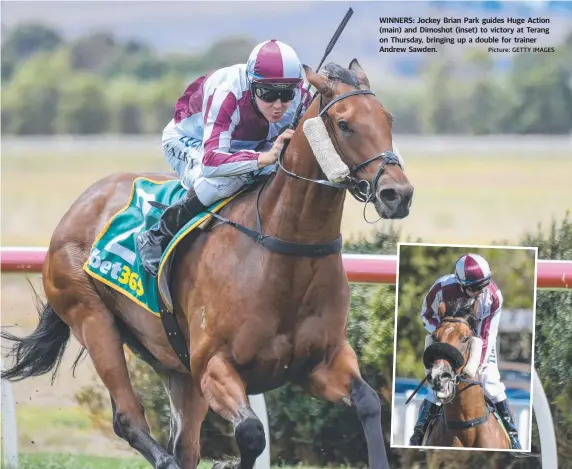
157,455,180,469
212,459,240,469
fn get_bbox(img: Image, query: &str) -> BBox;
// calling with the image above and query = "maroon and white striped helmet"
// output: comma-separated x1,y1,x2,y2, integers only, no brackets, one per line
246,39,303,89
454,253,492,291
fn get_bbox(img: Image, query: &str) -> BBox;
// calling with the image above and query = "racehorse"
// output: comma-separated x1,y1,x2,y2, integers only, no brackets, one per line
2,60,413,469
422,300,510,449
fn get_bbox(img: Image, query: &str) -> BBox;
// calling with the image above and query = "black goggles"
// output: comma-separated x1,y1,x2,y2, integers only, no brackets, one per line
253,85,296,103
463,280,489,293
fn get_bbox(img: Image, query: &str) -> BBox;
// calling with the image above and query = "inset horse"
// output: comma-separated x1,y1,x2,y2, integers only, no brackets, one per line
422,300,510,449
2,60,413,469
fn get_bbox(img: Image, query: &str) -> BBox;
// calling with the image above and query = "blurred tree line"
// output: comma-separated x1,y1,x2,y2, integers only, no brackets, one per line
2,22,572,136
74,214,572,468
0,23,256,135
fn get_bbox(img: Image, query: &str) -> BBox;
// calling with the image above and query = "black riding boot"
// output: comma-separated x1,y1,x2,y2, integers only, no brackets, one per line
409,399,440,446
495,399,522,449
136,188,207,277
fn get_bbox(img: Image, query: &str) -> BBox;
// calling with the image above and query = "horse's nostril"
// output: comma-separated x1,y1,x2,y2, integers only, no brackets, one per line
379,188,398,202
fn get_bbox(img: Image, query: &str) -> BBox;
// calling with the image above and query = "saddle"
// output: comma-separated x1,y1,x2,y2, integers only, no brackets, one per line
83,177,249,316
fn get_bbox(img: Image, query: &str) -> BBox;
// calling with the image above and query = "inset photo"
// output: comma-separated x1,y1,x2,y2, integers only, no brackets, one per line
391,243,537,452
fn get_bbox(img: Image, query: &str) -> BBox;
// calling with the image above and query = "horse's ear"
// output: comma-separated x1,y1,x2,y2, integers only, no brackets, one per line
348,58,370,90
302,64,333,98
438,302,447,317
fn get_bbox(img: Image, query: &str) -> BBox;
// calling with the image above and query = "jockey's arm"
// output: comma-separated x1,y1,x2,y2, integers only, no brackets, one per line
479,290,503,365
200,88,261,179
421,281,442,334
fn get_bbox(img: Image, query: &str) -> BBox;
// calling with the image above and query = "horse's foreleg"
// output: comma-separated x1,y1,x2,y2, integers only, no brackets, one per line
306,341,389,469
200,353,266,469
162,371,209,469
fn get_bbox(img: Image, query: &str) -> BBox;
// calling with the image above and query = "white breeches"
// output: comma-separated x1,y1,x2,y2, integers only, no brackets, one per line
162,134,252,206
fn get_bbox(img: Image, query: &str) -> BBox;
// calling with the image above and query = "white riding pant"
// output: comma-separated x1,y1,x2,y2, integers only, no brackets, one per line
426,343,507,405
162,134,270,206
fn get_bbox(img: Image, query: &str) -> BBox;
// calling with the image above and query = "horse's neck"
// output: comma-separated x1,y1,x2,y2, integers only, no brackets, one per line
444,382,487,422
260,111,346,242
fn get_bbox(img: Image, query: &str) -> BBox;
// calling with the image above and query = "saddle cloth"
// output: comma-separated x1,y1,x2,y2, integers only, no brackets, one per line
82,177,243,315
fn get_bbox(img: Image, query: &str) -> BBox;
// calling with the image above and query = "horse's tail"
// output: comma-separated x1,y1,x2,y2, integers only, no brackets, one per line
1,284,83,383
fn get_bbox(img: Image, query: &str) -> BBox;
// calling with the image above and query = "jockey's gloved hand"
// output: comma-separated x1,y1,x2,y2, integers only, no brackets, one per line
266,125,292,144
278,125,293,136
258,129,295,168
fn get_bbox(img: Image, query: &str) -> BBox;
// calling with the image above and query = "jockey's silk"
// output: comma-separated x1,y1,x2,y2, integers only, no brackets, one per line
420,274,503,366
162,63,313,179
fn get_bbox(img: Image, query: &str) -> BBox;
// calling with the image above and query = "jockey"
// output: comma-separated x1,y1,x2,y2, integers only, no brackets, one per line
136,39,312,276
409,253,522,449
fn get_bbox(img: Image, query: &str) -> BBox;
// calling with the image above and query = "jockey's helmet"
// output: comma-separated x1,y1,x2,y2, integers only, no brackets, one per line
454,253,492,296
247,39,303,96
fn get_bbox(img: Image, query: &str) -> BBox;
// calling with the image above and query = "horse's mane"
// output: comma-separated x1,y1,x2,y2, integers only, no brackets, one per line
444,298,478,332
322,62,360,89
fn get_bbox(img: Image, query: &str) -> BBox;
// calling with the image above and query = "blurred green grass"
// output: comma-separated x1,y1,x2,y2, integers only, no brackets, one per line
2,454,336,469
2,453,194,469
4,404,352,468
16,405,92,433
9,405,116,455
3,149,570,246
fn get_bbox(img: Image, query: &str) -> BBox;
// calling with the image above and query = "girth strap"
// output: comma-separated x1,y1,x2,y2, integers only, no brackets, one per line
443,404,490,431
207,210,343,257
158,295,190,370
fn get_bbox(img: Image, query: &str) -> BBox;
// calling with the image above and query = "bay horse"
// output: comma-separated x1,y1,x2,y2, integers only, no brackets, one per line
2,60,413,469
422,300,510,449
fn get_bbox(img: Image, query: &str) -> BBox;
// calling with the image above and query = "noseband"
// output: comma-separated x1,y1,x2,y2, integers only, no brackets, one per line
406,315,481,407
277,89,403,204
426,316,481,383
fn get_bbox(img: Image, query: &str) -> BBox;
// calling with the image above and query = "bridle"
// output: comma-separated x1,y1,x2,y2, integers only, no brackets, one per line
425,316,496,431
204,84,404,257
431,316,476,376
425,316,482,404
277,88,403,206
407,315,479,406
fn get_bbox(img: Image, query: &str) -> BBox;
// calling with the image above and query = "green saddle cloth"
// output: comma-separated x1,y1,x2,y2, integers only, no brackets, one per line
83,177,241,315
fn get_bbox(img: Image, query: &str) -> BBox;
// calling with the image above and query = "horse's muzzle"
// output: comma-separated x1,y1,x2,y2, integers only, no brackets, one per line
375,183,414,219
431,370,456,402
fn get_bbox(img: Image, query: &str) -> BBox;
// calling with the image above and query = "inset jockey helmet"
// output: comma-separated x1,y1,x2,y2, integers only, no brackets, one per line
454,253,492,295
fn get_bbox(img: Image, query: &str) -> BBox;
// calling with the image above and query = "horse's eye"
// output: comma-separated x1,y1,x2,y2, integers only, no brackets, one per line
462,336,471,343
337,120,351,133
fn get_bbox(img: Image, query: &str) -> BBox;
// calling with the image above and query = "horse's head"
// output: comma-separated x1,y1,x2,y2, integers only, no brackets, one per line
423,299,482,403
302,60,414,219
